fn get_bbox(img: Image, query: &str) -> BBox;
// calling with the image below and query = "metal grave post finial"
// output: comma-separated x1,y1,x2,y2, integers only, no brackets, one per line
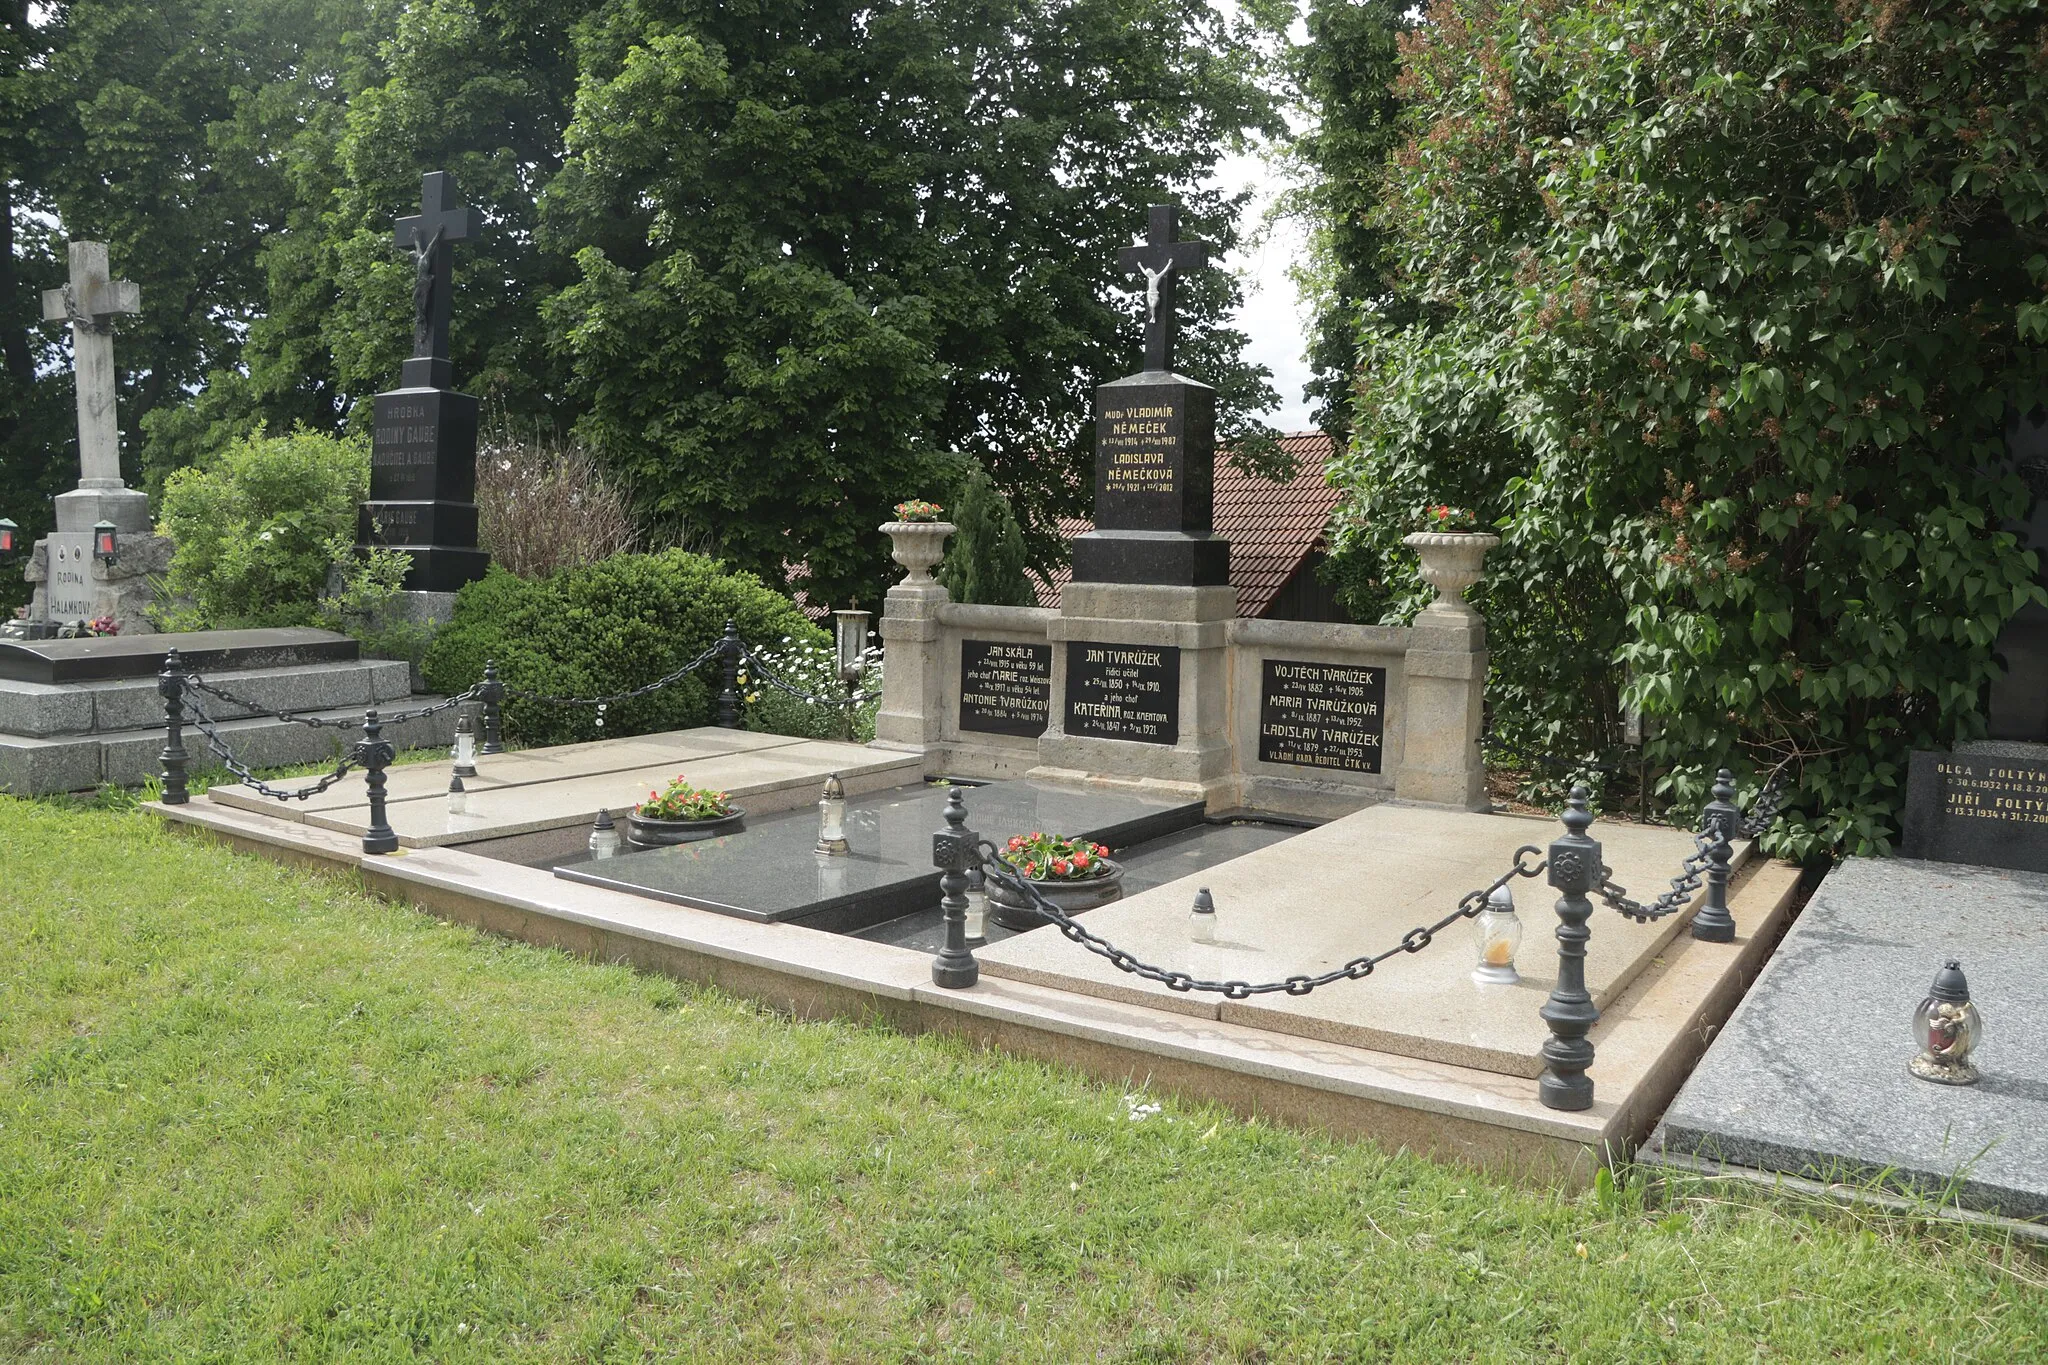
931,788,980,989
1691,768,1741,943
1539,785,1602,1111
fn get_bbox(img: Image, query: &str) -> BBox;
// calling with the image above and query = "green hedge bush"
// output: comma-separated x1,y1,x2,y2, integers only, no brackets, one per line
156,426,368,630
1330,0,2048,859
420,552,826,746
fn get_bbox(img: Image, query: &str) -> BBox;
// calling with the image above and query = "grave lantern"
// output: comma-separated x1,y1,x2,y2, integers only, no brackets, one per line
93,520,118,567
451,711,478,778
816,772,849,855
446,773,469,817
1910,959,1982,1085
0,518,17,555
1472,885,1522,985
588,807,621,859
1189,886,1217,943
963,864,988,942
833,609,872,687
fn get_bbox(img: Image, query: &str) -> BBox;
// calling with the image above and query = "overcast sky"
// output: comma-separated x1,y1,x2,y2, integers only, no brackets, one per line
1213,148,1316,433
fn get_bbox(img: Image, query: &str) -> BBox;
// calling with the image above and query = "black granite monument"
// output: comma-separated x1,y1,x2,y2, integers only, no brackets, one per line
1070,204,1229,588
356,171,490,594
1901,747,2048,874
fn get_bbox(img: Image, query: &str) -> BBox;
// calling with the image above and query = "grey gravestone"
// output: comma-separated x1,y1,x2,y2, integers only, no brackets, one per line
1989,406,2048,742
1070,204,1229,588
1901,747,2048,874
1652,856,2048,1223
958,639,1052,737
1064,642,1180,745
356,171,489,594
1257,658,1386,773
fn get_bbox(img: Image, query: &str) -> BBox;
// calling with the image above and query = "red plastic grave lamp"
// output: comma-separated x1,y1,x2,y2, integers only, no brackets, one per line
93,520,117,568
0,518,17,555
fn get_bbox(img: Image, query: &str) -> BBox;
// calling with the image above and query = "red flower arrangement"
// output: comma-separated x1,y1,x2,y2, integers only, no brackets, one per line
1002,831,1113,882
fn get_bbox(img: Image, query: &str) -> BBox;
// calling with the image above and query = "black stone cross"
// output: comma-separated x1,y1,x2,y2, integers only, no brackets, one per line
1117,203,1209,374
392,171,474,363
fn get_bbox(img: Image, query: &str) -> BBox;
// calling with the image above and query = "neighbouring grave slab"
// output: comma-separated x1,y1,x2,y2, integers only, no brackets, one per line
979,801,1753,1078
0,628,360,685
558,778,1204,931
1651,856,2048,1223
1901,743,2048,873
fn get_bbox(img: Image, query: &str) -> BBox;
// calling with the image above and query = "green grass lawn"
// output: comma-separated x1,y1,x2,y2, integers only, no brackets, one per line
2,796,2043,1361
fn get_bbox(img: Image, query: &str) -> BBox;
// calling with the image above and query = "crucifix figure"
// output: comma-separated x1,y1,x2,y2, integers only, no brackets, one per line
392,171,472,364
40,242,142,504
1116,203,1209,374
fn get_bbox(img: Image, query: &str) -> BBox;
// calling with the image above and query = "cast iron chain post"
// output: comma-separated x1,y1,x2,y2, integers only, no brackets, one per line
1691,768,1741,943
158,647,190,805
1539,785,1602,1111
360,709,398,855
478,662,505,754
716,619,743,729
931,788,980,989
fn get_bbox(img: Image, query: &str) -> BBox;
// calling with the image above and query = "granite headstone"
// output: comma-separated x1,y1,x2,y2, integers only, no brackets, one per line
1901,746,2048,874
1064,641,1180,745
1256,658,1387,773
958,639,1052,737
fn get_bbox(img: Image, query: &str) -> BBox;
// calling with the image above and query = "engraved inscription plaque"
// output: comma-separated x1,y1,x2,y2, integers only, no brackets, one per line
1064,642,1180,745
958,639,1052,737
43,533,97,621
1257,658,1387,773
1901,749,2048,873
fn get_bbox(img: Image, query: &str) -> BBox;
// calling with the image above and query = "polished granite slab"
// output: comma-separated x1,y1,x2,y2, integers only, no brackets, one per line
855,819,1300,953
556,779,1205,931
1650,856,2048,1223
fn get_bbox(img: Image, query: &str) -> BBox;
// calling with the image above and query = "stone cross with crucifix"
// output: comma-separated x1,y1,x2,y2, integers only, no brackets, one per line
356,170,490,598
1117,203,1209,375
392,171,473,388
39,242,148,533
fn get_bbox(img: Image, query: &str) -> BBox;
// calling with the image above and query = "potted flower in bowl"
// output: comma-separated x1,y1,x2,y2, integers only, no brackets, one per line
880,498,957,585
626,774,745,849
1402,504,1500,618
987,831,1124,931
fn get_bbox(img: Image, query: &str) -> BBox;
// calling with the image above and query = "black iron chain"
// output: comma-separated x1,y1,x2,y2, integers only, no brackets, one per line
499,641,725,708
182,694,362,801
1594,770,1789,924
974,841,1549,998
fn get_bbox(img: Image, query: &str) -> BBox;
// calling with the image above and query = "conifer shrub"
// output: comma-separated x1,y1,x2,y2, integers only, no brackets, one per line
936,461,1036,607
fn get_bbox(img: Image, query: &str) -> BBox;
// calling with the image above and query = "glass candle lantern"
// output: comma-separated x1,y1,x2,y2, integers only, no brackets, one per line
446,773,469,818
1471,885,1522,986
93,519,118,567
0,518,17,555
1189,887,1217,943
964,864,988,942
451,711,478,778
816,772,849,855
588,808,621,859
1910,959,1983,1085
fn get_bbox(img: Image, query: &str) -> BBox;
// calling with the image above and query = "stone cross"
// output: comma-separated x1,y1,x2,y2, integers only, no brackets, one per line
1117,203,1209,374
392,171,473,363
40,242,141,496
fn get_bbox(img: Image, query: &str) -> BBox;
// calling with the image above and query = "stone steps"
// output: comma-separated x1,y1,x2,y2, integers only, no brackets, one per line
0,692,458,795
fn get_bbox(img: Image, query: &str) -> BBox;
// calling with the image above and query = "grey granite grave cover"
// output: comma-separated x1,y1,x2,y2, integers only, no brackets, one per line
1652,856,2048,1222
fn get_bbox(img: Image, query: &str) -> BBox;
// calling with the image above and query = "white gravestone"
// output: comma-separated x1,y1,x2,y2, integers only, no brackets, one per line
20,242,171,634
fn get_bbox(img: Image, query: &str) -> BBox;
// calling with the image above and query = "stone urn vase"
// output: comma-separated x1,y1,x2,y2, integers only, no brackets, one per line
625,807,746,849
987,860,1126,932
880,520,957,585
1403,531,1500,618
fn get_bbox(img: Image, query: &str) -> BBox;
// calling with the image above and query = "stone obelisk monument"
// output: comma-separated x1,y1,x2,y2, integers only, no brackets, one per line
22,241,172,634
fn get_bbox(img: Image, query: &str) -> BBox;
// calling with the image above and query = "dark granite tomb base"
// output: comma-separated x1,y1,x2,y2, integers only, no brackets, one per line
1650,856,2048,1225
1071,530,1229,587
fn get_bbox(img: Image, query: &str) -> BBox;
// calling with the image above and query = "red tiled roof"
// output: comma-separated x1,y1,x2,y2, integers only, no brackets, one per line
1033,431,1342,618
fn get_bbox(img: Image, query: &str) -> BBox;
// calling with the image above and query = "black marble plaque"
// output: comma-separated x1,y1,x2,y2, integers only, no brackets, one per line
1064,642,1180,745
1092,376,1214,533
361,384,487,592
1256,658,1387,773
1901,749,2048,873
958,639,1052,737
